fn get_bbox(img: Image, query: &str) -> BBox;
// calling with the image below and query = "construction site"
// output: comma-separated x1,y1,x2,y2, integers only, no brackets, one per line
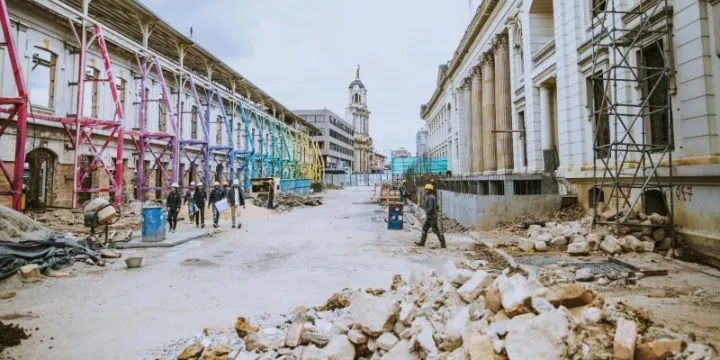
1,0,720,359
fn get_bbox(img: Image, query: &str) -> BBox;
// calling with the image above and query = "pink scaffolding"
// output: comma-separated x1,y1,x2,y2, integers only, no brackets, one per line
0,0,28,210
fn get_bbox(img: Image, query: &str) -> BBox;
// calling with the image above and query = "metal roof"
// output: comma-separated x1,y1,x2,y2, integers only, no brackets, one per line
27,0,316,131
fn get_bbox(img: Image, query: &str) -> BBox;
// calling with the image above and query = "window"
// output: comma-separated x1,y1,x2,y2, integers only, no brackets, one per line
591,0,606,19
118,78,127,118
83,66,100,117
191,105,198,139
216,115,223,144
518,111,528,167
29,47,57,108
587,72,610,157
640,41,670,148
159,100,167,132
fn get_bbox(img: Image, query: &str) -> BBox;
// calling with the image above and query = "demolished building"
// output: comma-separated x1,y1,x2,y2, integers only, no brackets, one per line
420,0,720,266
0,0,323,212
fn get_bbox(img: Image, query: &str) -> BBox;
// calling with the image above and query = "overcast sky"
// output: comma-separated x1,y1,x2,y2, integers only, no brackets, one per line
140,0,471,156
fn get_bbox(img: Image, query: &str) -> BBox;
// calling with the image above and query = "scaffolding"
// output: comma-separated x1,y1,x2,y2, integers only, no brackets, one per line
589,0,675,242
0,0,28,210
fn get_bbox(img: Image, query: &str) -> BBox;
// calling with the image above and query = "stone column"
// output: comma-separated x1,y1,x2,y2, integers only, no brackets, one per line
494,34,513,172
461,81,472,173
471,68,483,173
481,53,496,173
539,85,553,171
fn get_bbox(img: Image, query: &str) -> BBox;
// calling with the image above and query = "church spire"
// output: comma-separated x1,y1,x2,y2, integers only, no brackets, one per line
356,64,360,79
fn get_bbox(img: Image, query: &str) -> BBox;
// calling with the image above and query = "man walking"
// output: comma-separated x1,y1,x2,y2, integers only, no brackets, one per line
227,179,246,229
183,182,196,224
267,179,276,209
192,183,206,228
166,183,182,233
209,181,226,228
415,183,446,248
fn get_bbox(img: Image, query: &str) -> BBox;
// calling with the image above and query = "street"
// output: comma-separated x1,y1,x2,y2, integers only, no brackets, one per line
1,187,474,360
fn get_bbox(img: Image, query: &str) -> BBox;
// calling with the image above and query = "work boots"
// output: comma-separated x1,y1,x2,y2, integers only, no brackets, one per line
439,234,447,249
414,232,428,247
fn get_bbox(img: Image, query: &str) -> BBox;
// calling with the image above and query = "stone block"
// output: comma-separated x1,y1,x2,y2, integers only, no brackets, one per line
635,339,685,360
349,293,401,336
613,318,637,360
457,271,493,303
376,333,399,352
545,284,594,308
567,242,589,255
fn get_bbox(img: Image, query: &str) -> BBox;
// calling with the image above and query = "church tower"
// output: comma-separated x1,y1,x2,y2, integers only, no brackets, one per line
346,65,373,173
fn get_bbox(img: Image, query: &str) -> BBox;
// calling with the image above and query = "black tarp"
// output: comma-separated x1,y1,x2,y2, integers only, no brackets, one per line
0,235,103,279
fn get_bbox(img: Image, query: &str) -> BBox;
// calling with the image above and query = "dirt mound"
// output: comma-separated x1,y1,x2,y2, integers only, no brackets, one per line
0,321,30,353
0,204,51,242
253,193,323,211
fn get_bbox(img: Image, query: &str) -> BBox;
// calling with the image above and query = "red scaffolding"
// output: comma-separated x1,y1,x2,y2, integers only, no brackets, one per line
0,0,28,210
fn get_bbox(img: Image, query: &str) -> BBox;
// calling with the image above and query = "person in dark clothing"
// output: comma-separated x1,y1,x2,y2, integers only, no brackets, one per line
183,182,196,224
415,183,446,248
209,181,226,228
166,183,182,233
192,183,206,228
267,179,275,209
227,179,246,229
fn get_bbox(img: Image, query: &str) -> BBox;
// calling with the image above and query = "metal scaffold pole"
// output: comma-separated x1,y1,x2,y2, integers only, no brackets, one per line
590,0,675,244
0,0,29,210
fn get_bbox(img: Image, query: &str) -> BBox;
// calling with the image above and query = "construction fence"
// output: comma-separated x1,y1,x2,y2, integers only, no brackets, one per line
323,173,392,187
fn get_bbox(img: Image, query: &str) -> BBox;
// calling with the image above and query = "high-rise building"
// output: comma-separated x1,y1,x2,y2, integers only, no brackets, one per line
416,128,428,157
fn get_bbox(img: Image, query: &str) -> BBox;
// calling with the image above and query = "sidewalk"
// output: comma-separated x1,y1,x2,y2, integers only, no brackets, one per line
115,221,218,249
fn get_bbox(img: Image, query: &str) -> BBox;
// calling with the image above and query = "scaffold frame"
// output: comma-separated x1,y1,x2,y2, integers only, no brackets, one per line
590,0,675,243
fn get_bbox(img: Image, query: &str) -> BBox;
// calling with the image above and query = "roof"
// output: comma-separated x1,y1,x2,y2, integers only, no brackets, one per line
420,0,500,119
348,79,365,89
28,0,316,131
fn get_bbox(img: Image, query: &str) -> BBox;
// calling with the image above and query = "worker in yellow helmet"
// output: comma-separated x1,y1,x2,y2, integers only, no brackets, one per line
415,183,446,248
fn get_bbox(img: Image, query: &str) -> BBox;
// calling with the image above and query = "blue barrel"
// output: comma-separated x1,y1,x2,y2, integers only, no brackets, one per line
387,203,404,230
142,206,166,242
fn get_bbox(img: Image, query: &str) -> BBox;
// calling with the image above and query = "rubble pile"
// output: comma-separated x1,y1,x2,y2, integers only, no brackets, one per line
30,200,144,239
516,211,674,257
169,260,713,360
253,193,323,211
440,215,467,234
0,204,51,242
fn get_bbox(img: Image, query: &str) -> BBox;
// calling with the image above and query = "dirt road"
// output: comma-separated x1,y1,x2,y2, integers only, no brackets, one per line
1,187,474,359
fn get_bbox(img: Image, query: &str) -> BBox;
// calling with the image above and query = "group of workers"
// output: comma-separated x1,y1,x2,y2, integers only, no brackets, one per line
165,180,246,232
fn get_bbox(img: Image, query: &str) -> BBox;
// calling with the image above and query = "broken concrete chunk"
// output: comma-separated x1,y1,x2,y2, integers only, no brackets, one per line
177,342,204,360
301,345,328,360
99,249,122,258
496,274,541,316
347,328,368,345
613,318,637,360
652,228,666,242
484,281,502,313
201,345,231,360
349,293,401,336
456,271,493,303
376,332,399,352
600,235,622,254
19,264,41,279
413,317,438,355
545,284,594,308
642,241,655,252
302,332,330,347
444,306,469,340
534,240,547,252
381,340,417,360
529,296,555,314
517,238,535,252
624,235,644,252
285,323,304,348
324,335,355,360
234,317,259,338
579,307,603,324
527,224,542,237
464,333,495,360
398,302,416,325
451,269,474,286
504,310,570,360
550,236,568,246
567,241,590,255
635,338,685,360
244,334,268,352
575,268,594,282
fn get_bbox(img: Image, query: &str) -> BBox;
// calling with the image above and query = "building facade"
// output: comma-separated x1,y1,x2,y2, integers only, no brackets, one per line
0,0,318,209
295,109,354,173
416,128,428,157
346,66,373,173
371,152,387,173
391,147,412,159
421,0,720,264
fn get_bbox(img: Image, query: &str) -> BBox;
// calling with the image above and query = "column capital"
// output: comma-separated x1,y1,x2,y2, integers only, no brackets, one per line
495,33,509,52
482,52,495,66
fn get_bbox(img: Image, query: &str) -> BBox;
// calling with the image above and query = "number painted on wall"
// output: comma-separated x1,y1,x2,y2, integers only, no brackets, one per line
676,185,693,202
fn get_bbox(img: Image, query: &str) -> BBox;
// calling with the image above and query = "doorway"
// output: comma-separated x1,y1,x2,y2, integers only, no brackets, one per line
25,147,57,209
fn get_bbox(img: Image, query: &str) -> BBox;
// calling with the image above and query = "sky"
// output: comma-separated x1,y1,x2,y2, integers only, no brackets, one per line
140,0,472,156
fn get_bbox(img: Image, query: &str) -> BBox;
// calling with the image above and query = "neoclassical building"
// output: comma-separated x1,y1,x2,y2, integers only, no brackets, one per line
422,0,720,265
347,66,374,173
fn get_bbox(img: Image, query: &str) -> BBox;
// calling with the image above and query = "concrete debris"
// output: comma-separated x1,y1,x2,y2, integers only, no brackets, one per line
574,268,594,282
254,193,323,211
18,264,41,279
172,260,714,360
177,342,204,360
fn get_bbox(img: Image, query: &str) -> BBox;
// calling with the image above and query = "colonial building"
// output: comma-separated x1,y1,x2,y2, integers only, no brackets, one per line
421,0,720,265
346,66,373,173
295,109,354,173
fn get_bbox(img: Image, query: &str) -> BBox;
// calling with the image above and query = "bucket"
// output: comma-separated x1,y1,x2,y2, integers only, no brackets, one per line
125,257,143,268
142,206,166,243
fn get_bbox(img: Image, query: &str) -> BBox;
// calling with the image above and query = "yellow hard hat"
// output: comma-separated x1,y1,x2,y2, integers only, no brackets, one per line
424,184,434,191
223,181,229,186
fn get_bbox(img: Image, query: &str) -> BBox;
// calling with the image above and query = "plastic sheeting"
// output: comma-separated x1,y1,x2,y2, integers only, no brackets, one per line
0,235,103,279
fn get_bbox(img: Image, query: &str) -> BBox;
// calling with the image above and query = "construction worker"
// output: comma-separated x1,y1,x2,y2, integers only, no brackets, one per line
227,179,246,229
183,182,196,224
192,183,206,228
166,183,182,233
415,183,446,248
267,179,275,209
209,181,226,228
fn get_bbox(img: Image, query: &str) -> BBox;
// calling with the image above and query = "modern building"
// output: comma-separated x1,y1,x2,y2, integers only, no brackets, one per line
420,0,720,264
416,128,428,158
371,152,387,173
346,66,374,173
295,109,354,173
0,0,320,209
391,147,412,159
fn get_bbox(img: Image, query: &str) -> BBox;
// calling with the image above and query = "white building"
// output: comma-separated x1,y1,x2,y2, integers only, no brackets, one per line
346,66,373,173
421,0,720,265
416,128,428,157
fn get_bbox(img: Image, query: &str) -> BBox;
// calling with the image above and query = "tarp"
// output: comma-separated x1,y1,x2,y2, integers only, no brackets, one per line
0,235,103,280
